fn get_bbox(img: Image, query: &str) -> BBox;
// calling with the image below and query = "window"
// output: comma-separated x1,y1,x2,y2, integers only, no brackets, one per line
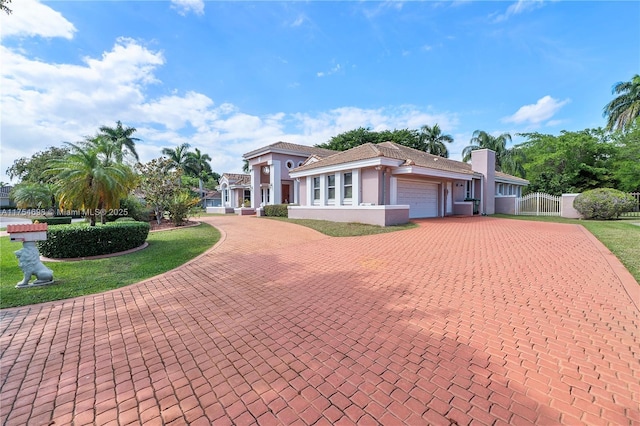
327,175,335,200
465,181,472,199
244,189,251,201
343,172,353,199
286,160,294,169
313,177,320,201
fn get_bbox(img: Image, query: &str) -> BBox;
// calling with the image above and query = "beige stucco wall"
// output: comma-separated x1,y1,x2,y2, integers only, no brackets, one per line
561,194,582,218
298,179,307,205
495,196,517,215
361,168,379,204
452,202,473,216
471,149,496,215
288,205,410,226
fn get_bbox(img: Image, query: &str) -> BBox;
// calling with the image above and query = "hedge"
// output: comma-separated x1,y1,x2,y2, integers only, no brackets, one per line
32,217,72,225
38,222,150,259
573,188,636,220
264,204,289,217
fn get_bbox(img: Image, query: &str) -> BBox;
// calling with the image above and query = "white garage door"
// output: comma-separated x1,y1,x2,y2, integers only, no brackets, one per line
397,180,438,218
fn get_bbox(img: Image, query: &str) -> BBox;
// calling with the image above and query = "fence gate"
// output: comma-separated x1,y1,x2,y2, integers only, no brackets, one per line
515,192,561,216
622,192,640,217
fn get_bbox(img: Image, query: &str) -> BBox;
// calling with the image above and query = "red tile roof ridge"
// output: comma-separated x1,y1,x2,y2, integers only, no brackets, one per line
6,223,49,233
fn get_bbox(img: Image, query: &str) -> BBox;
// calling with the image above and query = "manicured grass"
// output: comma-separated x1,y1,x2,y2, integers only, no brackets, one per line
0,223,220,309
264,217,418,237
494,214,640,284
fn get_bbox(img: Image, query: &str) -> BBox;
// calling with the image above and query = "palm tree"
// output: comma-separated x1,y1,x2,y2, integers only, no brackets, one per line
48,143,135,226
162,143,193,172
418,124,453,158
462,130,524,177
186,147,213,203
98,120,141,162
603,74,640,132
462,130,511,163
84,136,119,165
10,183,53,209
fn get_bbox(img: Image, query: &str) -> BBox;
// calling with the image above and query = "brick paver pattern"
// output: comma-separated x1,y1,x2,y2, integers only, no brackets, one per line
1,216,638,425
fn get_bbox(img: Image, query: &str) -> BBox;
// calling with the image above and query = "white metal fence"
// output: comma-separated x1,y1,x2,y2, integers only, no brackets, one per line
622,192,640,217
515,192,561,216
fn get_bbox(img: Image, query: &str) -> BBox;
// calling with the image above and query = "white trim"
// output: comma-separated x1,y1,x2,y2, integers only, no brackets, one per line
289,158,401,178
289,205,409,211
495,176,529,185
390,176,398,204
393,166,473,181
244,147,325,160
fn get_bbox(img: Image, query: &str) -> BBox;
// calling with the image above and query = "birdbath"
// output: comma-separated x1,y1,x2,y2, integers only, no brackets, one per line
6,223,55,289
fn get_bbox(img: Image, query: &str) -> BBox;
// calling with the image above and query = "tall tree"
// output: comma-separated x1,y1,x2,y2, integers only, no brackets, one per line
185,147,213,203
517,129,616,194
603,74,640,132
162,143,193,171
610,122,640,192
98,120,141,162
6,146,70,184
316,127,422,151
136,158,183,224
417,124,453,158
1,0,11,15
462,130,524,176
48,143,136,226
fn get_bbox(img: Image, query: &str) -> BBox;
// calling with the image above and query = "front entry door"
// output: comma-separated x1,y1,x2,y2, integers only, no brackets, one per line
281,184,290,204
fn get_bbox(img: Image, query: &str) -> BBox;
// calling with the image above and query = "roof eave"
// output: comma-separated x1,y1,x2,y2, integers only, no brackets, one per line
289,158,402,177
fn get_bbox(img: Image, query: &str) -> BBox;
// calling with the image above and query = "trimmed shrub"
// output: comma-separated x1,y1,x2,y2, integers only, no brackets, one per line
573,188,636,220
38,222,150,258
32,217,72,225
109,196,153,222
264,204,289,217
115,217,136,222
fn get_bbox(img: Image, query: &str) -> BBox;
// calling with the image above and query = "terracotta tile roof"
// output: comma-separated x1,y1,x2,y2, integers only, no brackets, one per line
221,173,251,185
6,223,48,233
292,142,477,175
243,141,336,159
495,171,529,184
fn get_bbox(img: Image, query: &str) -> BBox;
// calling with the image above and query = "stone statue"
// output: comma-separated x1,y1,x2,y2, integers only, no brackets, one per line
15,242,54,288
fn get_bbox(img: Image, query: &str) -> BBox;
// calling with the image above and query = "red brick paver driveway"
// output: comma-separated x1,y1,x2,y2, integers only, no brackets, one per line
1,216,638,425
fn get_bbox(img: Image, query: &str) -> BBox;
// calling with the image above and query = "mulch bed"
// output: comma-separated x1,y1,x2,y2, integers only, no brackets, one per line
149,219,198,232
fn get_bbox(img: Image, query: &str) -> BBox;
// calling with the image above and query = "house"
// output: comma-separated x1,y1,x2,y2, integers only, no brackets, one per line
242,142,336,207
214,141,528,225
1,186,14,208
209,173,252,213
202,190,222,208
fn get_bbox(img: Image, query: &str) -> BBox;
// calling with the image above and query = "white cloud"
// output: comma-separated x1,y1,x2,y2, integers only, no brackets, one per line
317,63,342,78
1,34,460,181
493,0,545,23
290,15,306,27
0,0,76,39
502,95,570,125
170,0,204,16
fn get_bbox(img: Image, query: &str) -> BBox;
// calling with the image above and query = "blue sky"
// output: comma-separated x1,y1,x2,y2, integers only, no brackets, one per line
1,0,638,182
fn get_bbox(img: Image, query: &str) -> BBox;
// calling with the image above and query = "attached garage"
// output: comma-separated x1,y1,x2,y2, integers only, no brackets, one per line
397,179,438,218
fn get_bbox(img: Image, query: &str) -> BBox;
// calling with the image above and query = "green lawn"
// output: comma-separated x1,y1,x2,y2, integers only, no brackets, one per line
263,217,418,237
494,214,640,284
0,223,220,309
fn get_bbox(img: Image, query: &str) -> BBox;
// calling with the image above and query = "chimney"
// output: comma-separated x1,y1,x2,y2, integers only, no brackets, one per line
471,149,496,215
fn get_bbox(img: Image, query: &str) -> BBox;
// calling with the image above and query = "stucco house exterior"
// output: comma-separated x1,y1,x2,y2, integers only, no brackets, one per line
209,173,252,213
242,142,336,208
214,141,528,225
